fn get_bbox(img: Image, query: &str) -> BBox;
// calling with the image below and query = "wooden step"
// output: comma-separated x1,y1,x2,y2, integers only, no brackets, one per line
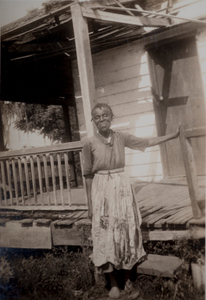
137,254,183,278
0,220,52,249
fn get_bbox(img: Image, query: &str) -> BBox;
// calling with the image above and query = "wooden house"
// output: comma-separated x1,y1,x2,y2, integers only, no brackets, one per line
0,0,205,249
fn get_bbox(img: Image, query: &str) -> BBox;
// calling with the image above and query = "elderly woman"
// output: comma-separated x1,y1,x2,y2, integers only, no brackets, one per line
83,103,179,299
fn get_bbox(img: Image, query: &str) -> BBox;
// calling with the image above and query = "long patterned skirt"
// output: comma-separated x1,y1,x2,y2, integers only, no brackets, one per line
91,170,145,270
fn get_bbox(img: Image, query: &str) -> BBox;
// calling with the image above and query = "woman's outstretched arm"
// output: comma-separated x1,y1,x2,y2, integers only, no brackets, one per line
147,126,180,147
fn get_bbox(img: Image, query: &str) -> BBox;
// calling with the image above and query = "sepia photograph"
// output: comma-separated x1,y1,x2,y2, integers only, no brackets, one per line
0,0,205,299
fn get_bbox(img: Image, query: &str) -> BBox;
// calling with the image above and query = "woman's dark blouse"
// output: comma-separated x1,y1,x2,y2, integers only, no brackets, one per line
83,130,149,176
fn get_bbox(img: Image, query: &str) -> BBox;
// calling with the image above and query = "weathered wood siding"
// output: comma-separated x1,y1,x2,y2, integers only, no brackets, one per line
196,29,206,102
72,41,163,182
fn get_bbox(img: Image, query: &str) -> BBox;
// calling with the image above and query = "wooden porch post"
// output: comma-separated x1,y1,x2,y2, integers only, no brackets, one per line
71,3,96,138
179,126,202,219
0,105,5,151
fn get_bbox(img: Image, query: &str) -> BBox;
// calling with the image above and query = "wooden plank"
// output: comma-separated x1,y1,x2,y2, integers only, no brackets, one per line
74,62,149,92
17,158,24,205
0,220,52,249
154,209,187,226
6,160,13,205
142,229,192,241
82,7,169,27
0,161,7,204
30,156,37,205
179,126,202,218
57,153,64,206
184,126,206,138
51,221,84,246
78,102,153,125
50,154,57,206
71,3,95,138
137,254,183,278
56,219,76,226
143,209,182,227
64,152,71,205
23,157,31,204
75,218,91,226
90,5,206,25
168,207,193,222
20,219,34,226
82,0,138,9
141,207,162,218
37,155,43,205
82,7,143,26
43,155,50,205
0,205,88,211
164,208,193,224
34,219,52,226
113,0,134,16
12,159,19,205
73,210,86,219
76,90,153,116
0,141,83,160
72,41,147,70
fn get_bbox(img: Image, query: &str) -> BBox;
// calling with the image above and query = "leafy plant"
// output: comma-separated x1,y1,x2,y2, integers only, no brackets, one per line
0,257,13,286
145,239,205,264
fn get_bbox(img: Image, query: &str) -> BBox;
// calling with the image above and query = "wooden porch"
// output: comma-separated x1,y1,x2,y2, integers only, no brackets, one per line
0,177,204,249
0,126,205,249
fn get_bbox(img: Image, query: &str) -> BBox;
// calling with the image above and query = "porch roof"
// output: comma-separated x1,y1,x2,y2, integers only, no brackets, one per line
1,0,206,62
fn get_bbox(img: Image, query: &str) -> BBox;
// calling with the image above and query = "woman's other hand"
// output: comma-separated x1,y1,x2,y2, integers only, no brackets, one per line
88,203,93,220
85,176,93,220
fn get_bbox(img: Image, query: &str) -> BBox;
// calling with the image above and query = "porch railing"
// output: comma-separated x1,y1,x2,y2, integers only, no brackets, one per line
0,141,88,210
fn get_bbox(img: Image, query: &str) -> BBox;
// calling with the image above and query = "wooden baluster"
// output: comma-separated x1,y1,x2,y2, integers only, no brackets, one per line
12,159,19,206
50,153,57,206
23,157,30,205
30,156,37,205
1,161,7,206
17,158,24,205
79,151,87,205
64,152,71,206
0,162,2,206
43,154,50,205
57,153,64,206
37,155,43,206
6,160,13,205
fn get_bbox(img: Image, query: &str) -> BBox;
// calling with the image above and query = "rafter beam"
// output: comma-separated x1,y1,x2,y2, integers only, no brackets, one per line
82,7,169,27
90,5,206,26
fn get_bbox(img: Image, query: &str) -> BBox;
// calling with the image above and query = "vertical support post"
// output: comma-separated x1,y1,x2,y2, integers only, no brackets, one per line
179,126,202,219
71,3,96,138
0,104,5,151
62,104,78,186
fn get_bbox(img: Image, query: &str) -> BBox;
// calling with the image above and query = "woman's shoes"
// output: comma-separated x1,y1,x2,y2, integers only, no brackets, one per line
108,286,121,299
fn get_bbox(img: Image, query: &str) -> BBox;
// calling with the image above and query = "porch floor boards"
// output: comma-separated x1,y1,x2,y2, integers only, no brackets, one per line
1,187,86,208
135,182,193,229
0,179,205,248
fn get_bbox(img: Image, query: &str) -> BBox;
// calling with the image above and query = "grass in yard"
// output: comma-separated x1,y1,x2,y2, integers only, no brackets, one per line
0,239,204,300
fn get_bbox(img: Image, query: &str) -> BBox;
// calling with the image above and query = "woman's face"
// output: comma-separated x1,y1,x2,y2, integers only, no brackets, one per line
92,107,112,134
